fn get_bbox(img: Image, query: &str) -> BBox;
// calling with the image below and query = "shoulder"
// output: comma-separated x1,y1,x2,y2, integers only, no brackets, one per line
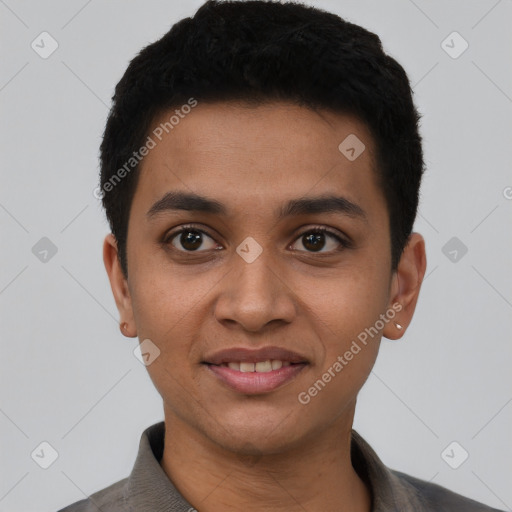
56,477,127,512
391,469,505,512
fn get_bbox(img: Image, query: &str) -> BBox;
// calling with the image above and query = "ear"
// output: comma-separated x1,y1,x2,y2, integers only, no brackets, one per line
383,232,427,340
103,233,137,337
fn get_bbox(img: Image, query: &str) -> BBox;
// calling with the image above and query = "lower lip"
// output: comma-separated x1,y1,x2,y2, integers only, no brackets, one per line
205,363,307,394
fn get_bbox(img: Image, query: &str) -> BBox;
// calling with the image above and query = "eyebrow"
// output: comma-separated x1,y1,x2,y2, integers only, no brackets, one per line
146,191,367,222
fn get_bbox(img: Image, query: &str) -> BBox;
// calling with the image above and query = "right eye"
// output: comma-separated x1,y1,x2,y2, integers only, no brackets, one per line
164,226,220,252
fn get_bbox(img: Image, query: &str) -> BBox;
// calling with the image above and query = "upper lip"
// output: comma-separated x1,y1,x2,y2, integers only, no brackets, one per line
203,346,309,365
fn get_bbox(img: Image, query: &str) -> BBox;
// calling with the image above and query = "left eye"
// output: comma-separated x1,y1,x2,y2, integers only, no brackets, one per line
290,228,346,253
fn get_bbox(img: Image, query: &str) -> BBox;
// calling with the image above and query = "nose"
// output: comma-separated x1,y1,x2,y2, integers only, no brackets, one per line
213,246,297,333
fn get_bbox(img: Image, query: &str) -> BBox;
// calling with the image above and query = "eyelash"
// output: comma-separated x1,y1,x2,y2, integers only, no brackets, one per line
162,224,350,254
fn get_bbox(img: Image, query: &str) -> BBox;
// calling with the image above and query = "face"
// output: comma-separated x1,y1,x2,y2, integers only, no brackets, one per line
105,101,423,455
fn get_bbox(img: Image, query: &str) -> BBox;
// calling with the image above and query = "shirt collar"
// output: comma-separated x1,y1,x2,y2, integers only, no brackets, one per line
125,421,425,512
125,421,192,511
350,429,426,511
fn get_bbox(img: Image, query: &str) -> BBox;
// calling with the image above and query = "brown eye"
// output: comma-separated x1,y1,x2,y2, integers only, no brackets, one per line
168,228,218,252
302,232,326,252
290,228,346,253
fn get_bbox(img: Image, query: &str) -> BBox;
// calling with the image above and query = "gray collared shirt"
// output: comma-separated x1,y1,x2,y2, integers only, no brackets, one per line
57,421,504,512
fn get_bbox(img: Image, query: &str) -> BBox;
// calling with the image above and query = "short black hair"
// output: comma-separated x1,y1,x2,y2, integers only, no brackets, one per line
99,0,424,277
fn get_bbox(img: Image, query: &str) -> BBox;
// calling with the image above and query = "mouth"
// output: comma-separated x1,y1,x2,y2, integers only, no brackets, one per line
211,359,295,372
202,346,309,394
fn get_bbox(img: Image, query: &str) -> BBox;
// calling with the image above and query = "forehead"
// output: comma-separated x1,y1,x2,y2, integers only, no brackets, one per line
133,101,383,218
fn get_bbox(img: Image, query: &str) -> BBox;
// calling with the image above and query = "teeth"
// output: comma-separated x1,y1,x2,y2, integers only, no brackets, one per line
255,360,272,372
271,360,282,370
240,362,255,372
223,360,293,372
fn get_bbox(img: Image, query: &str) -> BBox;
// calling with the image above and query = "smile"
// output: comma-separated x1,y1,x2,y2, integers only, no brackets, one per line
204,361,308,394
218,360,291,372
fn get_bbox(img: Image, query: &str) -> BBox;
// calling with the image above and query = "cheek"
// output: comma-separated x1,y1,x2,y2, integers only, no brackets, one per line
129,264,209,336
312,261,389,337
128,263,226,381
298,284,383,415
304,260,389,388
128,269,205,403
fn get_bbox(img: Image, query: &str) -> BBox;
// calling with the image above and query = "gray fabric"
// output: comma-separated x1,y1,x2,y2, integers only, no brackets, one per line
57,421,504,512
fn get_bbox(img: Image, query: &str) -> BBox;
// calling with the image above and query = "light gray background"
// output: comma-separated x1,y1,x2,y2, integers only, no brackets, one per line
1,1,511,511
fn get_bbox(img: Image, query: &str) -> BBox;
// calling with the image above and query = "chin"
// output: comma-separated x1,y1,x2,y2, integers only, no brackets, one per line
208,416,305,456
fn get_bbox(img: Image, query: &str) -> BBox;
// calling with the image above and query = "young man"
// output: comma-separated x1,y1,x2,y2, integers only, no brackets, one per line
59,1,503,511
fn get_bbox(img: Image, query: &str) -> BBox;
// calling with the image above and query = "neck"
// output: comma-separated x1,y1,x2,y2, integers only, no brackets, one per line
159,407,372,512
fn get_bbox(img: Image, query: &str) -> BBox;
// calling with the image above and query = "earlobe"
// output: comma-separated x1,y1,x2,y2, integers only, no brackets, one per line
103,234,137,337
383,232,427,341
383,301,405,341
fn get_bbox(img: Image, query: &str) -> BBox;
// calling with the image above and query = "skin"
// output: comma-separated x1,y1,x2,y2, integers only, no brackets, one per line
104,102,426,512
